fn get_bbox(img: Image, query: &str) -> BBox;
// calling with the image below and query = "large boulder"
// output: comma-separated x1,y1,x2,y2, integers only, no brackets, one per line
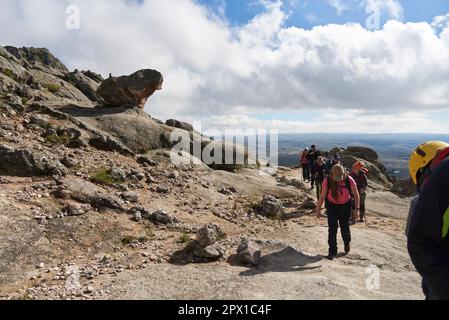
346,146,378,162
340,156,391,186
260,195,284,218
201,140,259,172
97,69,163,108
330,146,379,163
60,105,174,154
196,224,226,247
55,178,123,211
0,144,67,177
236,239,262,266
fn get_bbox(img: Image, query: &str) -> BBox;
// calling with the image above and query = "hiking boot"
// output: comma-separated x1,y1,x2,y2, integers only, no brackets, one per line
344,244,351,254
326,251,337,260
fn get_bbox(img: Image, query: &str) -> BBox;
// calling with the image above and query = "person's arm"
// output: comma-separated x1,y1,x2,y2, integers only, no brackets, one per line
316,180,328,218
350,179,360,218
362,173,368,191
408,159,449,299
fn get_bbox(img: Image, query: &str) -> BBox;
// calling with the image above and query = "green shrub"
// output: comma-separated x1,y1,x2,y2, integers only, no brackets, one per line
1,68,15,80
43,83,61,93
90,168,125,185
179,233,190,243
21,97,29,105
45,134,72,146
121,232,154,246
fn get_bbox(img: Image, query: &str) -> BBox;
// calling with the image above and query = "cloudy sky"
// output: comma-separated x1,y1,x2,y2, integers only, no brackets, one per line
1,0,449,133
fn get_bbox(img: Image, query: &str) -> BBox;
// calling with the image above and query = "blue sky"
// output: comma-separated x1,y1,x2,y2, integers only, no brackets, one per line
200,0,449,28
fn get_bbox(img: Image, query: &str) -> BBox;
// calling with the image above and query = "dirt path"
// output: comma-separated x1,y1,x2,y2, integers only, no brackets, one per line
96,223,422,300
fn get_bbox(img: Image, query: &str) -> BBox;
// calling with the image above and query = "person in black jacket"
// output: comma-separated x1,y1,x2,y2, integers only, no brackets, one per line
308,145,321,189
407,141,449,300
313,156,326,200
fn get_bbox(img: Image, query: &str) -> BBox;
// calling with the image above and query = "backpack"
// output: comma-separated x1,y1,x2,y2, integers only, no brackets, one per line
325,174,353,207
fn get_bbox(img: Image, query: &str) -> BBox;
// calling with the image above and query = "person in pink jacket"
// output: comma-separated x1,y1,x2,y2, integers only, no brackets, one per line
316,164,360,260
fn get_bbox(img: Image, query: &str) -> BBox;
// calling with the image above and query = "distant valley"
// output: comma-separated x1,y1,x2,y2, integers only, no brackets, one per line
277,133,449,178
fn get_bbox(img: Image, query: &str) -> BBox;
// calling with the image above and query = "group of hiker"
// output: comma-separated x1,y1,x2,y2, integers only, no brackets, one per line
299,145,369,260
299,141,449,300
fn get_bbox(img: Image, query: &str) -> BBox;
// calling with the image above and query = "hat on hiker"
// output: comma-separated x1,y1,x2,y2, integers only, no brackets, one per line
353,161,365,170
331,164,345,182
409,141,449,185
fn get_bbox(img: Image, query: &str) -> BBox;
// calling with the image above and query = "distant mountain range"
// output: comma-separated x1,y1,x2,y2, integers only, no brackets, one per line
277,133,449,178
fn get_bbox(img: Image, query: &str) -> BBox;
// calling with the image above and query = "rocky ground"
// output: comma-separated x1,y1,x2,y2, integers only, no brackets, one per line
0,45,422,300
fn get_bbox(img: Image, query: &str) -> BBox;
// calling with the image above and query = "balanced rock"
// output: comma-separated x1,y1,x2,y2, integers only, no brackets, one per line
97,69,163,108
196,224,226,247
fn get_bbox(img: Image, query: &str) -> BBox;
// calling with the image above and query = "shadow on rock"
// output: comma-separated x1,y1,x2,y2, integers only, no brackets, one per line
233,246,323,277
59,105,138,118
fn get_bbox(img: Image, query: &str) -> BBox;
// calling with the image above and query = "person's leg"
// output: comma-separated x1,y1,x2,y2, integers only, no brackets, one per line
338,202,352,250
359,192,366,221
327,203,338,256
302,165,306,181
316,178,322,200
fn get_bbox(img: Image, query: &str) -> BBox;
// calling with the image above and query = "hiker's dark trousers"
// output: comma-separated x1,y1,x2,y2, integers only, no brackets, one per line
302,164,310,181
327,201,352,254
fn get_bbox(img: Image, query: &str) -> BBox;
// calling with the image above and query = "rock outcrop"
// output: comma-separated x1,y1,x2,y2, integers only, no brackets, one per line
97,69,163,108
391,177,416,197
330,146,392,187
0,144,67,177
54,178,123,211
64,69,103,103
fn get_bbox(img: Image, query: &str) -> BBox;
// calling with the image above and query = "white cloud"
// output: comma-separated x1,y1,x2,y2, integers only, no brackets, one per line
201,110,449,134
0,0,448,133
328,0,349,15
362,0,403,20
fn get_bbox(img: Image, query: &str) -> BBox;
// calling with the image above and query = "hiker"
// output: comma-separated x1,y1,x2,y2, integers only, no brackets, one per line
300,148,310,181
316,164,360,260
325,154,340,177
307,145,321,188
313,156,326,200
406,141,449,300
350,162,369,224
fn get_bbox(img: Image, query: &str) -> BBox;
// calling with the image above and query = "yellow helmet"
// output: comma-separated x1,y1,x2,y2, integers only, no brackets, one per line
409,141,449,185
